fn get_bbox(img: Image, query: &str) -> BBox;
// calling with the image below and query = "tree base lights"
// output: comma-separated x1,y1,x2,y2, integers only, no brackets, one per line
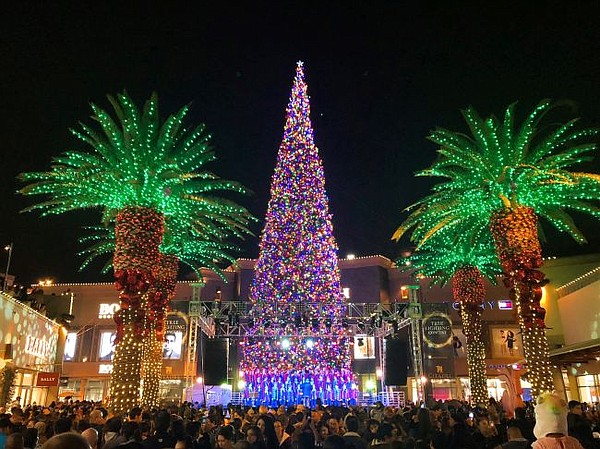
141,254,179,408
454,266,488,406
491,206,553,399
110,319,143,415
110,206,163,414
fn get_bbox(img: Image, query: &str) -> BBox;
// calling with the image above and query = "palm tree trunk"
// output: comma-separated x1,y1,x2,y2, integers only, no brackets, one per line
141,254,179,408
453,266,488,406
110,206,163,415
490,206,553,399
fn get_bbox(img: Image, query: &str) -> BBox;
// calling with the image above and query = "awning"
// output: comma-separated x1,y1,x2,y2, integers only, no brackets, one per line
549,338,600,365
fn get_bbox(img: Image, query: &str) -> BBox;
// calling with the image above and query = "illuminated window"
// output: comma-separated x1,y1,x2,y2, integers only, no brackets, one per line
353,335,375,359
343,288,350,299
64,332,77,361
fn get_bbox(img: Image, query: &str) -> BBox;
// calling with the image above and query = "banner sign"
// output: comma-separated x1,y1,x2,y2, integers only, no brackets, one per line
421,303,455,379
163,312,188,360
36,372,60,386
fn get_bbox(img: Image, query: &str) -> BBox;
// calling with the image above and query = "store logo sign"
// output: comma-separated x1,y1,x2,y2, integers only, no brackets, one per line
36,372,60,386
98,303,120,319
451,300,512,311
24,335,51,359
99,364,113,374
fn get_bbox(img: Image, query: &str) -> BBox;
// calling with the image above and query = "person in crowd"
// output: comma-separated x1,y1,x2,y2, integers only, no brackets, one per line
143,410,176,449
5,432,24,449
242,409,257,434
102,417,123,447
41,432,91,449
246,426,266,449
567,400,599,448
513,407,535,444
129,407,143,423
362,419,379,444
500,424,530,449
343,415,367,449
104,420,138,449
22,427,38,449
368,422,398,449
53,417,72,435
256,415,278,449
217,426,236,449
325,417,342,437
315,422,330,448
408,408,432,446
81,427,98,449
471,415,502,449
34,420,48,446
323,435,346,449
532,393,584,449
274,418,291,449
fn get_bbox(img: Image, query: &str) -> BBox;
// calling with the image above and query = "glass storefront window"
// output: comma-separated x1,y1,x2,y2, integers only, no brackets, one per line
577,375,600,404
487,378,506,401
85,380,105,402
561,368,572,401
160,380,183,403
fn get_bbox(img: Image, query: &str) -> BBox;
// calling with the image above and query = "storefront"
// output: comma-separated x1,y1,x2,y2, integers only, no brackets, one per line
0,292,63,406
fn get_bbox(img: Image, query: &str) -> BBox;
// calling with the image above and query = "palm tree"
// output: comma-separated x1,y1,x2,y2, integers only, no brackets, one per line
79,221,243,408
394,100,600,398
20,92,252,414
397,228,500,405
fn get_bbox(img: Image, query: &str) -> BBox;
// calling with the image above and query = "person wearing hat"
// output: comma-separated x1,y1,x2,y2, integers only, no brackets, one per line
532,393,584,449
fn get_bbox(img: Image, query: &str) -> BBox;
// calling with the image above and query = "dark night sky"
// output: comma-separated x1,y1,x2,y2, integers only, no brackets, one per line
1,2,600,285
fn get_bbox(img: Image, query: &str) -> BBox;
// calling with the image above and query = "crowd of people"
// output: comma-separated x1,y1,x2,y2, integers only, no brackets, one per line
0,395,600,449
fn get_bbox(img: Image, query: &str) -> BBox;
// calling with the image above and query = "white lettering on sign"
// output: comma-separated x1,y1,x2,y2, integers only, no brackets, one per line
98,303,120,319
452,300,511,311
99,364,113,374
24,335,51,359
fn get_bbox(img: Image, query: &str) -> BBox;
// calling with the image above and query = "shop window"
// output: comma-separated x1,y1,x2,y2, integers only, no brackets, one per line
85,380,105,402
577,375,600,403
561,368,573,401
160,379,183,402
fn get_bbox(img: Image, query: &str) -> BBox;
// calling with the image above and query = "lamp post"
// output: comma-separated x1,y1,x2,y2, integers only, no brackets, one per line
3,243,13,292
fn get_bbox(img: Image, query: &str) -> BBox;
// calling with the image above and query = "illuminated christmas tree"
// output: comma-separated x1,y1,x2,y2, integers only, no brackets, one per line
239,62,352,405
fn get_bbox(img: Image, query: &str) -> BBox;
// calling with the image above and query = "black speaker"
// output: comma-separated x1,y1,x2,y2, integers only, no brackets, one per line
385,334,408,386
202,339,228,385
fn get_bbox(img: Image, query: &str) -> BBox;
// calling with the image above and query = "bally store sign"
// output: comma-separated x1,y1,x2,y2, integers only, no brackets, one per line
36,372,60,387
24,336,53,359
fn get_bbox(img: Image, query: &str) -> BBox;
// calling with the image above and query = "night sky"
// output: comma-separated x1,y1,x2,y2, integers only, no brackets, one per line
1,2,600,285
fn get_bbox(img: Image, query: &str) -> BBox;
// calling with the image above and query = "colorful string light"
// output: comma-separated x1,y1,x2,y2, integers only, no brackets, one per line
240,62,351,400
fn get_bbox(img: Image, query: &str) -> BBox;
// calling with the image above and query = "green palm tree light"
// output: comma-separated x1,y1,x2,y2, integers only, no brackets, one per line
398,228,500,405
20,92,251,414
394,100,600,399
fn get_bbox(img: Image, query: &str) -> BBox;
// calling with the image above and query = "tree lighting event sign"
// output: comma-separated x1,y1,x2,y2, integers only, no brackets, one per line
422,312,453,349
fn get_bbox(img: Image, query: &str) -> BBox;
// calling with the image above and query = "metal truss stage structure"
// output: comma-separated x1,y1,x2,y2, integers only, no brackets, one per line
183,284,417,406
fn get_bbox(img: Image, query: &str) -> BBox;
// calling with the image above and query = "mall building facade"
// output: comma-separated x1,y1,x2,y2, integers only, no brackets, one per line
0,292,65,407
38,253,600,406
